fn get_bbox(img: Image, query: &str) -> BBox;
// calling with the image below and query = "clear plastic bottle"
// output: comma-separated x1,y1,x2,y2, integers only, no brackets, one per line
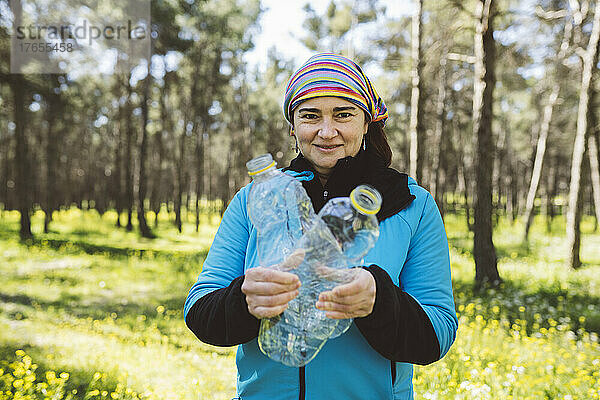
257,183,382,367
246,153,316,268
246,154,318,367
310,184,382,339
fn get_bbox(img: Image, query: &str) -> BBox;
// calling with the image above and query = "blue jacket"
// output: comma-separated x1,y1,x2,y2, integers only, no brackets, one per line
184,171,457,400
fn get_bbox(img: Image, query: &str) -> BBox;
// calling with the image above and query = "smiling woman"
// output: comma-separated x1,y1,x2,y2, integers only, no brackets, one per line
293,97,368,182
184,53,458,400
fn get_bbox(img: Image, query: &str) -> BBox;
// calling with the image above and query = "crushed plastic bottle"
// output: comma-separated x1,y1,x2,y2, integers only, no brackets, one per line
247,156,382,367
308,185,382,340
246,153,316,268
246,154,382,367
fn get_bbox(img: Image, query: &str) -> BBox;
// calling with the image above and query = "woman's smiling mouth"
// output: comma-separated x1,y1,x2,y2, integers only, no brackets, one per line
314,144,343,151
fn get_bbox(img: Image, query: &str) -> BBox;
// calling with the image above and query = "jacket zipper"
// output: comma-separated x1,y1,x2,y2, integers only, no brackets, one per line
299,366,305,400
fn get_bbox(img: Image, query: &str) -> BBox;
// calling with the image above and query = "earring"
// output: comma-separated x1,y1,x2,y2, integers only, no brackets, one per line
362,135,367,151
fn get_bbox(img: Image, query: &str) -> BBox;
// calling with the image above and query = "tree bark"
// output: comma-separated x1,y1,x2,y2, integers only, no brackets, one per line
408,0,425,183
137,65,155,238
194,124,205,232
472,0,500,286
546,152,558,232
174,119,186,233
431,56,448,217
504,129,516,223
125,75,135,231
523,11,573,240
12,76,32,240
151,131,165,229
112,74,124,228
175,64,200,233
44,91,59,233
153,70,172,228
10,1,32,240
454,114,473,231
523,84,559,241
587,93,600,232
0,132,9,211
566,0,600,269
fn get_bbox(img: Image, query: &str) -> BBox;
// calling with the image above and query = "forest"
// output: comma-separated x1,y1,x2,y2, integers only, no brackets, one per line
0,0,599,399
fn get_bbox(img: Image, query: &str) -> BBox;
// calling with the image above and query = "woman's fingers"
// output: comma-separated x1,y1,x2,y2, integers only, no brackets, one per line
277,249,305,271
245,290,300,319
315,269,376,319
249,304,290,319
245,281,300,295
246,290,299,308
242,265,301,319
243,267,300,290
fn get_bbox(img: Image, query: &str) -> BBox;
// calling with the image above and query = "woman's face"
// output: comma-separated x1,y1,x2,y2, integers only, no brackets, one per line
292,97,368,177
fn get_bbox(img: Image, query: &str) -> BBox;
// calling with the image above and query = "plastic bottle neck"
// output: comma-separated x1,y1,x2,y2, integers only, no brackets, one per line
247,154,278,181
350,185,382,215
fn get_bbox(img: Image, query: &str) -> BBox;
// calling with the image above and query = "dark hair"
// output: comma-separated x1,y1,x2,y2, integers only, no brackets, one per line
365,120,392,167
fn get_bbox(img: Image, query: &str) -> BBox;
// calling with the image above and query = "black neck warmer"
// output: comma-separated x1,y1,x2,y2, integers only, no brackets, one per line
283,149,415,222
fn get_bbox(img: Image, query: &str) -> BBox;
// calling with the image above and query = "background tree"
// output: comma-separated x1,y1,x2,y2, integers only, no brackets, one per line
408,0,425,182
472,0,501,285
566,0,600,269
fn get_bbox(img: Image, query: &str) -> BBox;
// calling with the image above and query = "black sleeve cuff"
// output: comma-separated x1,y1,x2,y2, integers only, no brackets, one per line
354,265,440,365
185,275,260,346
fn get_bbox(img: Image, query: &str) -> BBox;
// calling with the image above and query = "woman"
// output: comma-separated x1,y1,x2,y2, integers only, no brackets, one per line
184,53,458,400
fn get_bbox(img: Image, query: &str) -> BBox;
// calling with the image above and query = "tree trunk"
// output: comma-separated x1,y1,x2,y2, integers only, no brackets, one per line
523,84,559,241
137,65,154,238
546,152,558,232
493,123,506,226
0,133,10,212
151,130,165,228
44,94,60,233
153,71,172,228
566,0,600,270
114,121,123,228
431,56,448,217
174,123,185,233
12,77,32,240
455,114,473,230
408,0,425,183
587,88,600,231
195,120,205,233
195,80,208,233
125,75,135,231
10,2,32,240
175,60,201,233
472,0,500,286
236,78,252,189
112,75,124,228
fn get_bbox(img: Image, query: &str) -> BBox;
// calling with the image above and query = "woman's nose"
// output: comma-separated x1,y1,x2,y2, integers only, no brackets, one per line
318,118,338,139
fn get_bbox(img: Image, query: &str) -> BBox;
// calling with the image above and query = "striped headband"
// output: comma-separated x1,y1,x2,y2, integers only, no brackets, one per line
283,53,388,132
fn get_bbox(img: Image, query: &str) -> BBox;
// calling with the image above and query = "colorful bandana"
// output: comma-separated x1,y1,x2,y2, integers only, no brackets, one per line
283,53,388,131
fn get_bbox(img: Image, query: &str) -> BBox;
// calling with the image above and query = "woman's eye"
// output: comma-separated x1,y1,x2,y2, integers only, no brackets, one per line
300,114,318,120
337,112,352,118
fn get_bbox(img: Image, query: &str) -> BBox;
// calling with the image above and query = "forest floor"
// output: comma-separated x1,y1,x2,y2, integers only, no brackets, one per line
0,208,599,399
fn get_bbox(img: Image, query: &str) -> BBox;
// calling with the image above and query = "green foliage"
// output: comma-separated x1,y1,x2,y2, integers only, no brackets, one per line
0,350,143,399
0,210,599,399
418,214,600,398
0,209,234,399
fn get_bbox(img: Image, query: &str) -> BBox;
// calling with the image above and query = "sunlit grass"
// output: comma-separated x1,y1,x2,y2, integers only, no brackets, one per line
1,209,599,399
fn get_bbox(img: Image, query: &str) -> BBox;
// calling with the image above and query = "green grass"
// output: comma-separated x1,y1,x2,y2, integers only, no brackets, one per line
0,209,236,400
1,209,599,399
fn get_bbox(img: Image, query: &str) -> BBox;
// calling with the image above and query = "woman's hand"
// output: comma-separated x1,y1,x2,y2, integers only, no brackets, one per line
241,251,303,319
316,268,376,319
